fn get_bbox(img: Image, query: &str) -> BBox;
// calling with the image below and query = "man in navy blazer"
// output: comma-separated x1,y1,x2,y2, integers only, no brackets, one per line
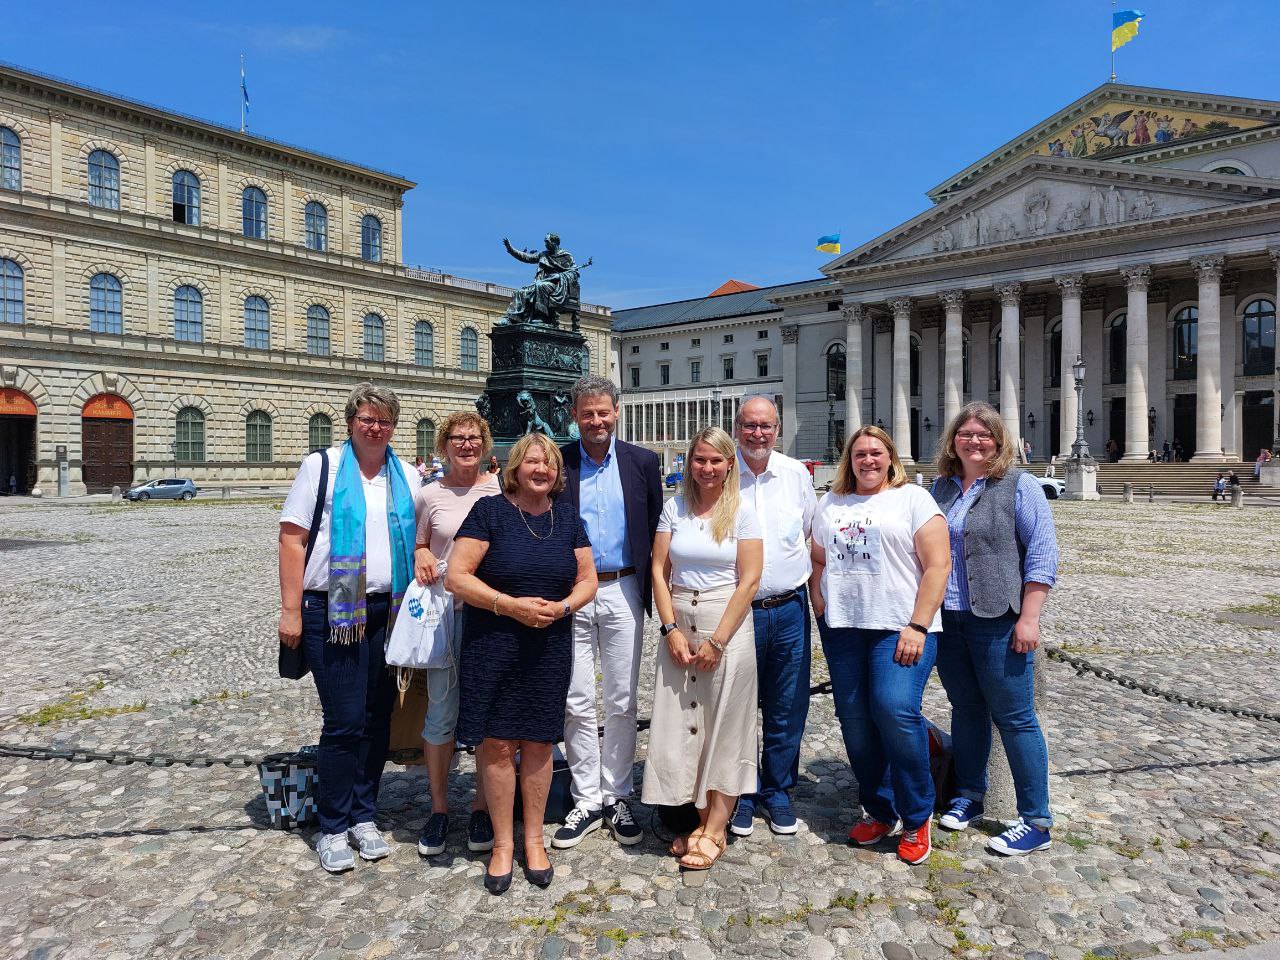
552,375,663,849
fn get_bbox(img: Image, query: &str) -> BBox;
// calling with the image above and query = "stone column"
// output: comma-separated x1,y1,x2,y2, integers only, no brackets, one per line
51,240,66,327
146,253,160,336
1121,265,1152,460
216,154,229,231
1022,294,1047,461
1146,280,1170,451
1192,256,1226,462
143,138,157,216
919,307,942,461
889,297,914,462
218,265,232,344
941,289,965,426
281,175,294,244
283,277,295,351
1055,274,1085,456
997,283,1022,448
1219,271,1239,460
394,199,405,266
842,304,864,431
1271,250,1280,452
340,188,352,255
48,112,63,196
781,324,800,458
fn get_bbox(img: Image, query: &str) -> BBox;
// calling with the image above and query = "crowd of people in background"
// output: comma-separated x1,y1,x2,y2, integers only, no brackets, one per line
278,378,1059,891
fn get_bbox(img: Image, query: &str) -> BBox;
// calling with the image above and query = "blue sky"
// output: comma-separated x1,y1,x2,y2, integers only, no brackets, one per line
4,1,1277,307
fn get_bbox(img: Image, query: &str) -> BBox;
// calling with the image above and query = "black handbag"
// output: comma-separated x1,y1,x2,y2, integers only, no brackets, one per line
278,450,328,680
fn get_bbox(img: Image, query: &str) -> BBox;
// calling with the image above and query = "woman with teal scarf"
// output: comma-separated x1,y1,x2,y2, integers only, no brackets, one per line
279,383,423,874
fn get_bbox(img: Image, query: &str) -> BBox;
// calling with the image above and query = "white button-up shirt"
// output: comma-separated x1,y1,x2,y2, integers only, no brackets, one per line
737,449,817,598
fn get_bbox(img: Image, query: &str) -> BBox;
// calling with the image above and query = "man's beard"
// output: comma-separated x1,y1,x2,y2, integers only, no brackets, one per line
740,444,769,464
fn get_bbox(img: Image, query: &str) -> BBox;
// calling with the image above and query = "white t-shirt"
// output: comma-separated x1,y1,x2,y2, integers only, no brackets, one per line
280,449,423,593
812,484,944,632
658,495,762,591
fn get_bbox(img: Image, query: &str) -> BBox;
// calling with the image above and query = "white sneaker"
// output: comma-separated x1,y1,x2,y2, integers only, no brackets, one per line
317,832,355,873
349,822,391,861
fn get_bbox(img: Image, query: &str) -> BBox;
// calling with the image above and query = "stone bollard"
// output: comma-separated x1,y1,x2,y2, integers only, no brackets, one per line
111,485,121,502
221,485,230,500
983,647,1046,825
1148,484,1154,503
1122,481,1133,503
1232,486,1244,508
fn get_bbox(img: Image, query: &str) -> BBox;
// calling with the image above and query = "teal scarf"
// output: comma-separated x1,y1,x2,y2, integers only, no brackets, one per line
327,440,416,644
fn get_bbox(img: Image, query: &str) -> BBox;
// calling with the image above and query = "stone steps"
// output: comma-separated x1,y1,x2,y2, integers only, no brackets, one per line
904,460,1264,497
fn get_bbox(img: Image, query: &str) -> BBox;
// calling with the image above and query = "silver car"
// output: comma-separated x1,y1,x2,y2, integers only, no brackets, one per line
126,478,199,501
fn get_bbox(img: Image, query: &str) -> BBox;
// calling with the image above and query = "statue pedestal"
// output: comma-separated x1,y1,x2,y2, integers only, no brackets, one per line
478,323,588,451
1063,454,1101,501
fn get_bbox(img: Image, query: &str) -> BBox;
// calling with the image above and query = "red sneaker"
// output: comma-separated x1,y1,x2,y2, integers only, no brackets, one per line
898,820,931,865
847,816,901,846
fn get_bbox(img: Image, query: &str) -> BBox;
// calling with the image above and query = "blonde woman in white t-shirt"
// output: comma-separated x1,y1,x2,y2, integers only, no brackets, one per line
641,427,763,871
808,425,951,866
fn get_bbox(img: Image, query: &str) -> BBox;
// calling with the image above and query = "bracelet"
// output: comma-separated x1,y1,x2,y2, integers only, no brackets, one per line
708,638,725,653
907,621,929,636
493,593,502,615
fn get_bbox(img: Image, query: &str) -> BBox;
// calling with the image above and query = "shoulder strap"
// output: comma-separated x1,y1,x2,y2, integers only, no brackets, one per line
304,450,329,568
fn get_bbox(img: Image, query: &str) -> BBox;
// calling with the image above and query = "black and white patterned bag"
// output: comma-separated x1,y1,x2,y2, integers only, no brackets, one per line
257,746,319,829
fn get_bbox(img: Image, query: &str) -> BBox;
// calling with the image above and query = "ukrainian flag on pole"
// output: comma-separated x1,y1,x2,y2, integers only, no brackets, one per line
1112,9,1143,51
816,233,841,255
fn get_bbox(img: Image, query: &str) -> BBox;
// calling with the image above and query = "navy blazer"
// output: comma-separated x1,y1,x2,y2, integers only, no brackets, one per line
560,437,664,612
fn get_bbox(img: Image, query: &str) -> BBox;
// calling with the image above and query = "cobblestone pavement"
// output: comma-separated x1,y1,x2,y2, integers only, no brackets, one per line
0,498,1278,960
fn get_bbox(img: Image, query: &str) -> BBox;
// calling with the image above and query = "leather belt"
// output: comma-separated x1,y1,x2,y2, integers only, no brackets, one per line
752,589,800,610
596,566,637,583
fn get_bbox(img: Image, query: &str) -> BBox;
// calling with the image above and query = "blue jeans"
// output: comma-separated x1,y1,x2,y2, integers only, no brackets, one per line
747,587,811,811
302,591,397,835
818,618,936,830
937,609,1052,828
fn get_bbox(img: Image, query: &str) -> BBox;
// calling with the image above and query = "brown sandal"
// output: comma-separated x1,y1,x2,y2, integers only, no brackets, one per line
670,828,703,858
679,832,725,871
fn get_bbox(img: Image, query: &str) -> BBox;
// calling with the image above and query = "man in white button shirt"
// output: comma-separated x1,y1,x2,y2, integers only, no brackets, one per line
730,395,817,836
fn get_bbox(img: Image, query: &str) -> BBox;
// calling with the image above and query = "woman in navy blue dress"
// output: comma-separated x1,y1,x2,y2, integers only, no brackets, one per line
446,432,597,894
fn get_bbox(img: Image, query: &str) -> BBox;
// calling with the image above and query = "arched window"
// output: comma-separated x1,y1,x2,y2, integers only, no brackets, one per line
1242,299,1276,376
175,407,205,462
244,295,270,350
1,258,25,325
0,127,20,191
171,170,200,225
308,413,332,452
306,305,330,356
1173,306,1197,380
88,150,119,209
242,186,267,239
1211,166,1245,176
246,410,273,463
460,327,479,371
304,201,328,251
826,343,846,401
173,285,203,342
363,313,385,362
361,214,382,262
416,418,435,461
909,334,921,397
1047,319,1062,387
414,320,434,366
1108,313,1127,384
89,273,123,334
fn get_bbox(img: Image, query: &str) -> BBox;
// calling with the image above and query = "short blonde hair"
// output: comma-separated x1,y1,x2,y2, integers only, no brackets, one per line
434,411,492,460
682,427,741,544
832,425,909,495
502,433,566,497
934,402,1016,480
344,382,400,428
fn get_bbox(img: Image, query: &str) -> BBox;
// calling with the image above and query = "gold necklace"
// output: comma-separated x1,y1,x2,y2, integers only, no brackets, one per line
515,498,555,540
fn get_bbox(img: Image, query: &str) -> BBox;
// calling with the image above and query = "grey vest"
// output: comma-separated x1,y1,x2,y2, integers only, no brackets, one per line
932,470,1026,618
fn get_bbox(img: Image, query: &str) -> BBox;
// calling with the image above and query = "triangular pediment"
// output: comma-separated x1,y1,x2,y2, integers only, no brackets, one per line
825,156,1280,273
927,83,1280,200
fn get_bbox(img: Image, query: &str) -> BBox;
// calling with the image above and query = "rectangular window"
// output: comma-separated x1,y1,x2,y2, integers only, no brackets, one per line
757,330,768,339
630,344,639,354
723,333,733,343
690,360,701,383
659,342,670,351
691,338,700,347
629,366,639,388
659,363,670,386
723,357,734,381
827,301,841,311
644,404,654,442
757,353,769,377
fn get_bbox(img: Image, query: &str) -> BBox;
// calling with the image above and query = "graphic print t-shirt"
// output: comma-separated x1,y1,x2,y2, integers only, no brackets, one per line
812,484,944,632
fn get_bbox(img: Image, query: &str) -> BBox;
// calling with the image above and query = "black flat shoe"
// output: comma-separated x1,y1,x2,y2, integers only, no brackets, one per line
484,869,513,895
522,862,554,888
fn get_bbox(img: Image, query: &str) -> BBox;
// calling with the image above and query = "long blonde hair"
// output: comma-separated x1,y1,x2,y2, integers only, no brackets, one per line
832,425,909,495
682,427,740,544
934,402,1016,480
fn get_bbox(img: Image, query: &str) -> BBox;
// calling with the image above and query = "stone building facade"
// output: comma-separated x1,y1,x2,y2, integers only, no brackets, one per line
0,64,612,494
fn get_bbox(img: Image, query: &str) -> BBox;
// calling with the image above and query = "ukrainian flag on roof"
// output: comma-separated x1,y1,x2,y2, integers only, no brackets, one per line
1112,9,1143,52
816,233,841,255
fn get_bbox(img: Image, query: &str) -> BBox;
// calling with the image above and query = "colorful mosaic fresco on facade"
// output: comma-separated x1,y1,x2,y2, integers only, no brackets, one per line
1032,101,1271,160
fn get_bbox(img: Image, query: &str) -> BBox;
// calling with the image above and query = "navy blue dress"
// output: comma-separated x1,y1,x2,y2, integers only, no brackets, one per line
455,494,590,745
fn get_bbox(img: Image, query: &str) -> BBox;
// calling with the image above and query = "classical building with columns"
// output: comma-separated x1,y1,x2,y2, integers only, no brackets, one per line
616,82,1279,466
0,63,611,494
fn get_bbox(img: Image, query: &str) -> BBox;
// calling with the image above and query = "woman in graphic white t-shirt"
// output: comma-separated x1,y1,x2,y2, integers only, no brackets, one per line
808,425,951,866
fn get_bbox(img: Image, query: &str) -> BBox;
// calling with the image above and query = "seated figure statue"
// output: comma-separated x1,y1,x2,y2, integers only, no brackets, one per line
497,233,590,326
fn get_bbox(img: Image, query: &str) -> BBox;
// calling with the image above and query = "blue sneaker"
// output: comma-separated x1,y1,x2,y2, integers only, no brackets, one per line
729,798,755,837
939,797,985,831
987,819,1052,856
761,800,799,835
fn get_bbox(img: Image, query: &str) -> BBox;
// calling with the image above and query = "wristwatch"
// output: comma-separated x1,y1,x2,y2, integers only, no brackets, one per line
906,621,929,636
562,601,572,619
659,622,678,636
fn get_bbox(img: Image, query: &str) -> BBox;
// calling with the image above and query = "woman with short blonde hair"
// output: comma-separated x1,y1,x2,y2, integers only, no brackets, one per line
501,433,567,498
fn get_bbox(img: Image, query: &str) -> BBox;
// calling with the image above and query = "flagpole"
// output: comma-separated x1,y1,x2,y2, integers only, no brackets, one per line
1110,0,1116,82
240,54,246,133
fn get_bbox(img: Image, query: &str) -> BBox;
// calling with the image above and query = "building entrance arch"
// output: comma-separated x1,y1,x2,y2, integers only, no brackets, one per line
0,388,38,494
81,393,134,493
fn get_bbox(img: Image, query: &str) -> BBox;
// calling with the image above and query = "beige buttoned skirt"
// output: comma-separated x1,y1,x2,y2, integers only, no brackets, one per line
641,583,758,808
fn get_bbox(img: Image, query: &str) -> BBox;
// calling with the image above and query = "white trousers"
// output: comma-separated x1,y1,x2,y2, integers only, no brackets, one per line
564,574,644,810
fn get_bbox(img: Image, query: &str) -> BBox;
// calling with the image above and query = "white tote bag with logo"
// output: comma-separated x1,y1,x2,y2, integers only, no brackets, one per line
385,565,453,673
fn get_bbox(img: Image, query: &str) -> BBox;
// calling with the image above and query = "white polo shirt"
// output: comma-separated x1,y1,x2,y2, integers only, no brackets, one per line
737,449,817,599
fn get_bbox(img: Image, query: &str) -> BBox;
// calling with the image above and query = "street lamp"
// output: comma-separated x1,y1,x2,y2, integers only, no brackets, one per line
826,391,836,462
1070,355,1091,459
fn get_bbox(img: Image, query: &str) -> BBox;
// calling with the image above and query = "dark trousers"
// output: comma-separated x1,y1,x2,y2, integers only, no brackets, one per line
747,586,811,811
302,591,396,835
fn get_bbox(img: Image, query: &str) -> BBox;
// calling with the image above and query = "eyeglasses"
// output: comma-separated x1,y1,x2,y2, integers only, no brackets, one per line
956,431,995,443
740,423,778,434
354,415,394,430
448,435,483,447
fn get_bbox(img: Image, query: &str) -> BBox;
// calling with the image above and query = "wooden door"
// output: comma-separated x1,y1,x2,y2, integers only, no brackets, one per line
82,418,133,493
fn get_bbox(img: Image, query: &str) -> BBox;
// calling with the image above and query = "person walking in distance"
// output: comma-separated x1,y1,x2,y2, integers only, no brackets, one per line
728,396,817,838
553,376,663,849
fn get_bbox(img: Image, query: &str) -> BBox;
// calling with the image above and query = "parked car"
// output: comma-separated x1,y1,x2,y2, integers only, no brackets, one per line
1038,476,1065,500
664,471,683,489
126,478,199,501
